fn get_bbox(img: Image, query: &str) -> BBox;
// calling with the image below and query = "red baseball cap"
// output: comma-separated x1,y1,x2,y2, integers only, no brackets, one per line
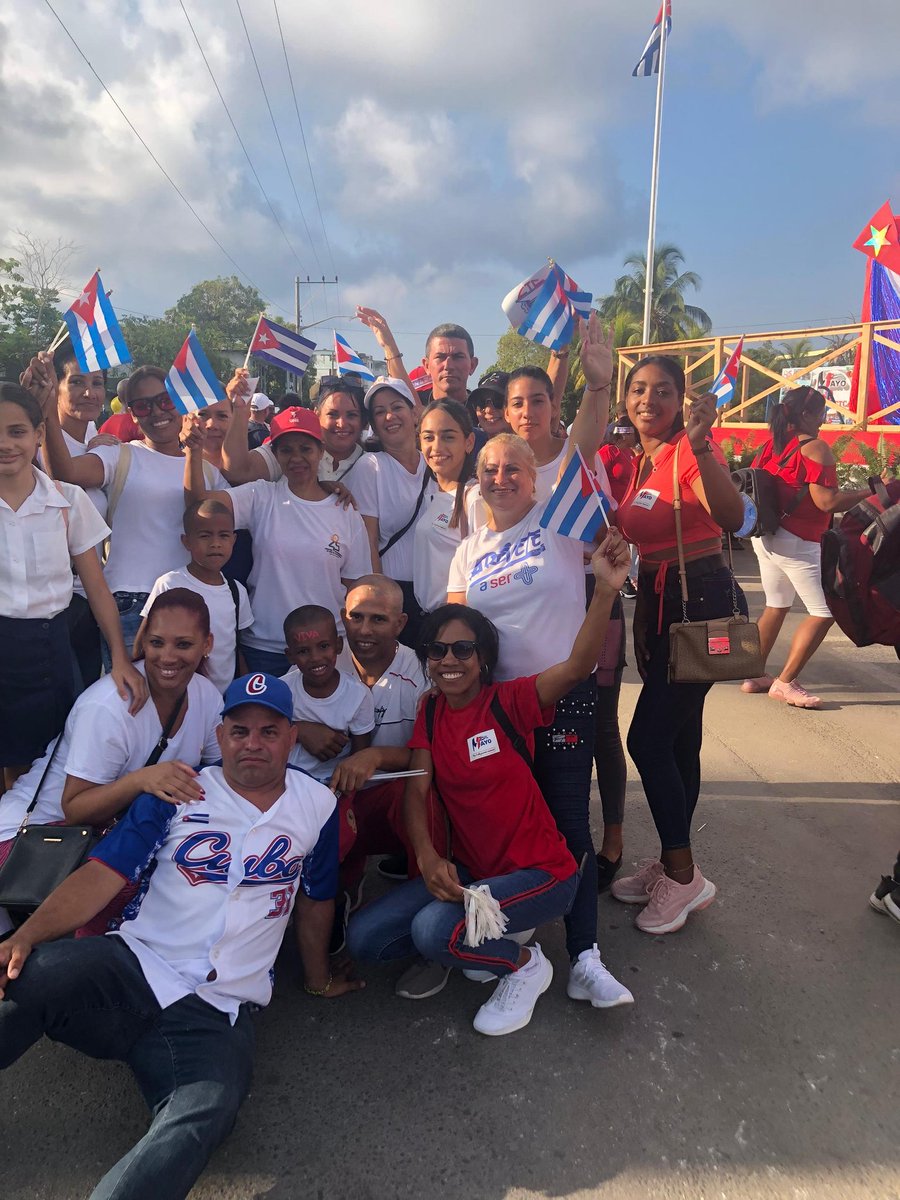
266,406,324,445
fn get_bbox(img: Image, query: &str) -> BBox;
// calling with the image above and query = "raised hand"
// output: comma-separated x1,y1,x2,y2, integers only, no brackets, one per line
20,351,58,415
590,528,631,594
579,313,615,391
355,306,396,352
226,368,252,410
685,392,717,449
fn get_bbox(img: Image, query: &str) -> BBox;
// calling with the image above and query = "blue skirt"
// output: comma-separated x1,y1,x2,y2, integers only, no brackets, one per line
0,612,77,767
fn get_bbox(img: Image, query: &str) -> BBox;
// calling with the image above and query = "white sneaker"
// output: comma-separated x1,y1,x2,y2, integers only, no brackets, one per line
566,944,634,1008
472,943,553,1036
463,928,536,982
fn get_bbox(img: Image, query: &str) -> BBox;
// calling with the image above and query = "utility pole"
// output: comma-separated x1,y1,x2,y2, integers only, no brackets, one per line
294,275,339,390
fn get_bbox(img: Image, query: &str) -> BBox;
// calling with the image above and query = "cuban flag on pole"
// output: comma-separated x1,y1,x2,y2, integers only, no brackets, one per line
165,329,226,415
247,316,316,374
711,336,744,409
633,2,672,77
501,262,593,352
539,448,613,542
62,271,131,371
334,332,376,383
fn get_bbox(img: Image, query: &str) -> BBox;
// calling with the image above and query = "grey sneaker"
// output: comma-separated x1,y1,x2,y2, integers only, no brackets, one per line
395,957,450,1000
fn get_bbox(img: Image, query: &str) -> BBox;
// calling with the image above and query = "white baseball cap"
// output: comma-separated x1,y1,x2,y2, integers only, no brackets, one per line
363,376,416,420
250,392,272,412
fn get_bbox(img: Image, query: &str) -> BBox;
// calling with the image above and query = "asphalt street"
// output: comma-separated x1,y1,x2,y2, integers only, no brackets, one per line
2,548,898,1200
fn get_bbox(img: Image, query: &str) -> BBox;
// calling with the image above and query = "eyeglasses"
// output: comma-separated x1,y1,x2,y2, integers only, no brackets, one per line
475,396,505,410
424,639,478,661
129,392,176,418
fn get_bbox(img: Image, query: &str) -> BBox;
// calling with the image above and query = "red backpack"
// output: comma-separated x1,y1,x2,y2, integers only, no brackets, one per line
820,478,900,648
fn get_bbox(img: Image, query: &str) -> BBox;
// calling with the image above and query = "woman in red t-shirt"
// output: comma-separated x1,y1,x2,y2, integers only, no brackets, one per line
744,387,881,709
610,355,746,937
346,536,635,1038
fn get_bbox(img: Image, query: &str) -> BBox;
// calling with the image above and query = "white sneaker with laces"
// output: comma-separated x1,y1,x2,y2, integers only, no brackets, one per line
464,928,536,982
472,943,553,1036
567,944,634,1008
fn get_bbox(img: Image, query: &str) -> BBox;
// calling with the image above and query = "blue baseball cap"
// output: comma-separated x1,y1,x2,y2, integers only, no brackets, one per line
221,673,293,721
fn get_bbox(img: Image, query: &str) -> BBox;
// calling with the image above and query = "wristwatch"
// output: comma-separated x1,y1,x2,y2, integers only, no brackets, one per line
692,440,713,455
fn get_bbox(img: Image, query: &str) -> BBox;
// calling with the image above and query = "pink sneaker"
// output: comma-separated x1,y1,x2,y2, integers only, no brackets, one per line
635,868,716,934
741,674,775,694
768,677,822,709
610,858,664,905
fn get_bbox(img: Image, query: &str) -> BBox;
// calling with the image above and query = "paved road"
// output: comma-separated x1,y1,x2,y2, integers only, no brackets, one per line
3,550,899,1200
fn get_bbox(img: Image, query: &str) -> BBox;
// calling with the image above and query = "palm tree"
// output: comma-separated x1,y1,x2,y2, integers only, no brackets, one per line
598,243,712,344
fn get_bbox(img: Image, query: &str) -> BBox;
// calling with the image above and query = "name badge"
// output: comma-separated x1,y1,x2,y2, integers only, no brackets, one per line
632,488,660,511
468,728,499,761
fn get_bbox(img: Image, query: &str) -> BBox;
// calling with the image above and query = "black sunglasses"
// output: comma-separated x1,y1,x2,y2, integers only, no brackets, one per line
424,639,478,662
475,395,505,410
129,391,176,418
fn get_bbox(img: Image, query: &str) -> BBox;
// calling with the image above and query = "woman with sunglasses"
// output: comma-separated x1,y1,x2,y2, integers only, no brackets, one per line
467,372,511,439
36,361,228,660
347,534,634,1036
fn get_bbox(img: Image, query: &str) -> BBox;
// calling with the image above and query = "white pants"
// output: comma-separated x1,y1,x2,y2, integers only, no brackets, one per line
752,529,832,618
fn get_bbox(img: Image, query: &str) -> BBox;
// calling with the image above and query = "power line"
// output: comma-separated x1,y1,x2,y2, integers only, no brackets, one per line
178,0,304,272
40,0,291,312
234,0,321,272
272,0,336,280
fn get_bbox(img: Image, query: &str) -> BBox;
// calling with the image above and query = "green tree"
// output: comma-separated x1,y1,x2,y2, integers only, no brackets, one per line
165,276,266,353
486,329,552,374
0,256,64,380
598,243,712,344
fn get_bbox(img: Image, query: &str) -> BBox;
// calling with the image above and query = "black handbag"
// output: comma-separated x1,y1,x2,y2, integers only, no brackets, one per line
0,738,97,917
0,691,187,920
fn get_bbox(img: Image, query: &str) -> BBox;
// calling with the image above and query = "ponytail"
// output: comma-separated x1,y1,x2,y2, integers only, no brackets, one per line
770,386,825,453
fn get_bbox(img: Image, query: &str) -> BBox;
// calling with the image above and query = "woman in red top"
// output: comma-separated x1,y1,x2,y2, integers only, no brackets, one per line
347,535,635,1037
743,387,881,709
609,356,745,936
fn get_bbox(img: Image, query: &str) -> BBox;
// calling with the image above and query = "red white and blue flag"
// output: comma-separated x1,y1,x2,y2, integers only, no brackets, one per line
633,2,672,77
711,336,744,409
408,364,433,393
62,271,131,372
501,262,593,352
247,316,316,375
334,332,376,383
539,448,613,542
165,329,226,415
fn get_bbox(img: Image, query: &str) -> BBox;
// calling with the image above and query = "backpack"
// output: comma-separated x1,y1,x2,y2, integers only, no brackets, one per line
820,477,900,648
730,439,811,539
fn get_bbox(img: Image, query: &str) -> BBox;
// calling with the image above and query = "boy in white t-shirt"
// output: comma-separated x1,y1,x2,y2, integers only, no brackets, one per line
136,500,252,694
282,605,375,784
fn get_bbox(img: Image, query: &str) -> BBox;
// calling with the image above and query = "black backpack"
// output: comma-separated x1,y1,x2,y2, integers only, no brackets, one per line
731,439,812,538
424,692,533,770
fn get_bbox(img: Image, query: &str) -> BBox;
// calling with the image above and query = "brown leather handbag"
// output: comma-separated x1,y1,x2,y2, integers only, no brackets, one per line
668,441,764,684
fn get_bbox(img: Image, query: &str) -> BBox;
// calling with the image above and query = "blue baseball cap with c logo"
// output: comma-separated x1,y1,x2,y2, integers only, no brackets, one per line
221,673,293,721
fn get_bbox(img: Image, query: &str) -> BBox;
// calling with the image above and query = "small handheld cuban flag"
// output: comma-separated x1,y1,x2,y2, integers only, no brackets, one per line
710,337,744,409
501,262,593,353
334,332,376,384
62,271,131,372
539,448,613,542
247,316,316,375
633,2,672,77
165,329,226,415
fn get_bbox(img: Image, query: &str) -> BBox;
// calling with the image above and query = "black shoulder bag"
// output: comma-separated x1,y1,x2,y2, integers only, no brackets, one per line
0,693,187,920
379,468,431,558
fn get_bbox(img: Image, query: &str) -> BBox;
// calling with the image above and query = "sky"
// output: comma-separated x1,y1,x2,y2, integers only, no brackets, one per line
1,0,898,370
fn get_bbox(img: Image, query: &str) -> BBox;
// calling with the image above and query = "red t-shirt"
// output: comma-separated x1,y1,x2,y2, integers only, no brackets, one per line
754,437,837,542
409,676,576,883
598,444,636,507
616,431,726,560
99,412,143,442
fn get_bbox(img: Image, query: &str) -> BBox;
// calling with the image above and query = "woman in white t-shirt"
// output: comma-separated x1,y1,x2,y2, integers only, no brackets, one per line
413,399,477,614
38,364,227,660
186,406,372,677
352,377,427,646
505,366,568,503
0,588,222,934
447,432,608,973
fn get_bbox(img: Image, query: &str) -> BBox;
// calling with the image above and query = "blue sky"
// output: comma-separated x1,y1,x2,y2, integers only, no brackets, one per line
0,0,897,370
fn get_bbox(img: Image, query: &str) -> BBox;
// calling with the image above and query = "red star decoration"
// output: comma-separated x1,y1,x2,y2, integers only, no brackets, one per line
70,272,99,325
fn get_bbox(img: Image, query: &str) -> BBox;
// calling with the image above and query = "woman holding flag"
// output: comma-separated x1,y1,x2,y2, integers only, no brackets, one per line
446,320,625,1005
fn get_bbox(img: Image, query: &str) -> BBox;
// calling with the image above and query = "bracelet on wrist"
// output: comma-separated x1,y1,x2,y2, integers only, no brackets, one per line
386,351,403,360
304,973,333,997
692,440,713,455
586,382,611,393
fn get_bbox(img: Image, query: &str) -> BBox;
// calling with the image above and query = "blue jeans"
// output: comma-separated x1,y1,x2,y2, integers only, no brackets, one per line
627,565,748,851
347,866,577,976
533,675,598,960
240,644,290,677
101,591,150,671
0,936,254,1200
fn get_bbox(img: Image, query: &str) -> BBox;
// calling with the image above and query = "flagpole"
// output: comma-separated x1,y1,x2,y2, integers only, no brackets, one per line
244,312,264,370
641,7,669,346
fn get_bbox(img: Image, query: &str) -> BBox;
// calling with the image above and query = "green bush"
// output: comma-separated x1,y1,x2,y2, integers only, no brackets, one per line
831,434,898,488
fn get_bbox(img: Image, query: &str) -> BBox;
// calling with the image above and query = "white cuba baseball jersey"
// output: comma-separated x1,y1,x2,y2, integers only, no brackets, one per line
90,764,337,1021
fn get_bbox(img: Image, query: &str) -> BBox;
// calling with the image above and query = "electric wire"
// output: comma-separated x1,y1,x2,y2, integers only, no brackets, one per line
39,0,290,312
178,0,305,272
234,0,321,272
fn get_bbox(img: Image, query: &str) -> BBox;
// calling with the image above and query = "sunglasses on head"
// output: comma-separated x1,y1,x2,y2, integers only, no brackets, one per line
129,391,176,418
424,639,478,662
